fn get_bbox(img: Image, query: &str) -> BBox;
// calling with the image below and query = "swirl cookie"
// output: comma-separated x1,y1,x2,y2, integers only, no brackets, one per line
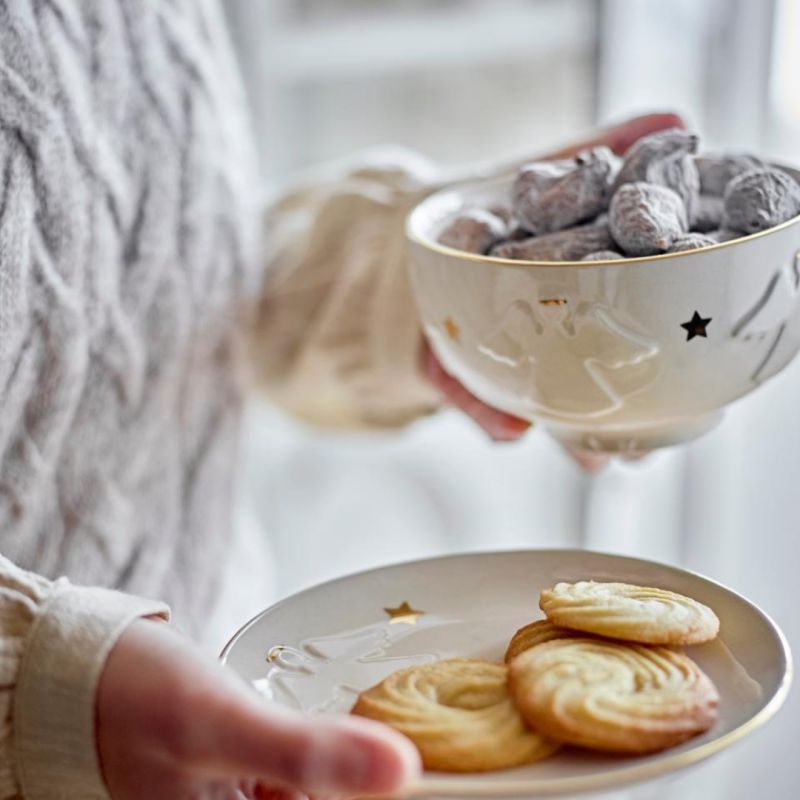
351,658,558,772
508,638,719,753
540,581,720,645
504,620,583,662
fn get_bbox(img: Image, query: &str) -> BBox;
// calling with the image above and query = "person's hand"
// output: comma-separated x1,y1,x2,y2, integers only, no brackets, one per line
424,111,686,471
423,344,615,470
535,111,686,165
97,619,420,800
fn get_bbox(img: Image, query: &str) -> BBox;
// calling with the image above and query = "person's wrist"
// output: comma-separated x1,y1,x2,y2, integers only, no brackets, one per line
15,585,169,800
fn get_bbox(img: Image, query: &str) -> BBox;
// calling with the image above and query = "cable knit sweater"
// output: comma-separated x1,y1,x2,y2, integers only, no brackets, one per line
0,2,440,797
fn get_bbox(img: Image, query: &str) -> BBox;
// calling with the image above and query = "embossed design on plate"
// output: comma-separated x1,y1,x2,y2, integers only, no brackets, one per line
254,623,438,714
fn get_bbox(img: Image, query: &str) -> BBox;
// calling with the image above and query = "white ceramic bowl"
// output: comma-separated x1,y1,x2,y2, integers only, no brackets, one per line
406,170,800,452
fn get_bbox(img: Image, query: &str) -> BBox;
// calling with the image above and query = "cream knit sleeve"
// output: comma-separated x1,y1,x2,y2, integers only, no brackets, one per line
253,148,447,430
0,555,169,800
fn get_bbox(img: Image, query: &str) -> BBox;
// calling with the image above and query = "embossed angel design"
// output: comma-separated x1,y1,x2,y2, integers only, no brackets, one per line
732,253,800,383
480,282,660,418
255,626,436,715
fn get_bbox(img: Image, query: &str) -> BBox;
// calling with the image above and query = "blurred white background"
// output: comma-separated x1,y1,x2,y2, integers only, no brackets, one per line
221,2,799,798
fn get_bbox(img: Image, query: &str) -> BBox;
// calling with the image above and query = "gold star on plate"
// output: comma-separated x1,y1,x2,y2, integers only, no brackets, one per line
681,311,712,341
384,601,424,625
266,645,285,663
443,317,460,342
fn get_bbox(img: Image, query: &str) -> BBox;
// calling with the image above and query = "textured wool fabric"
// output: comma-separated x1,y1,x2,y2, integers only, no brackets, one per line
0,0,261,631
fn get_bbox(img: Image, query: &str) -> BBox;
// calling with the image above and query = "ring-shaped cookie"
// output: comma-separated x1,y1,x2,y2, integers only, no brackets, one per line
540,581,720,645
508,638,719,753
505,619,584,662
352,658,558,771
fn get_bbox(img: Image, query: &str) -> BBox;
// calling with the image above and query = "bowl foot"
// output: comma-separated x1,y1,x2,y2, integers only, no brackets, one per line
544,412,724,453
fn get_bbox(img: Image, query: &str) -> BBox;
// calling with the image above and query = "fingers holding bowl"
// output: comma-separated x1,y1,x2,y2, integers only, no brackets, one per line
544,112,687,161
423,344,531,443
423,345,650,470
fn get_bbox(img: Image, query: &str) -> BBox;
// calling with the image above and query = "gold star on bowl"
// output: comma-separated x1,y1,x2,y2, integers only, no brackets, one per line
443,317,460,342
384,601,424,625
681,311,712,341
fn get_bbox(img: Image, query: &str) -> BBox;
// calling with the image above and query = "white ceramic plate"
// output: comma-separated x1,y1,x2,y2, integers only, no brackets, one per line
221,550,791,797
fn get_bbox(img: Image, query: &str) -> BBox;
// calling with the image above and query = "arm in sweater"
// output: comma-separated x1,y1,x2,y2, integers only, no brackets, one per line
0,556,168,800
253,149,444,429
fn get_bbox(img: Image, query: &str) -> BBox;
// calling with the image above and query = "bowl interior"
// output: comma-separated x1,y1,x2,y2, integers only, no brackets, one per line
406,160,800,266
